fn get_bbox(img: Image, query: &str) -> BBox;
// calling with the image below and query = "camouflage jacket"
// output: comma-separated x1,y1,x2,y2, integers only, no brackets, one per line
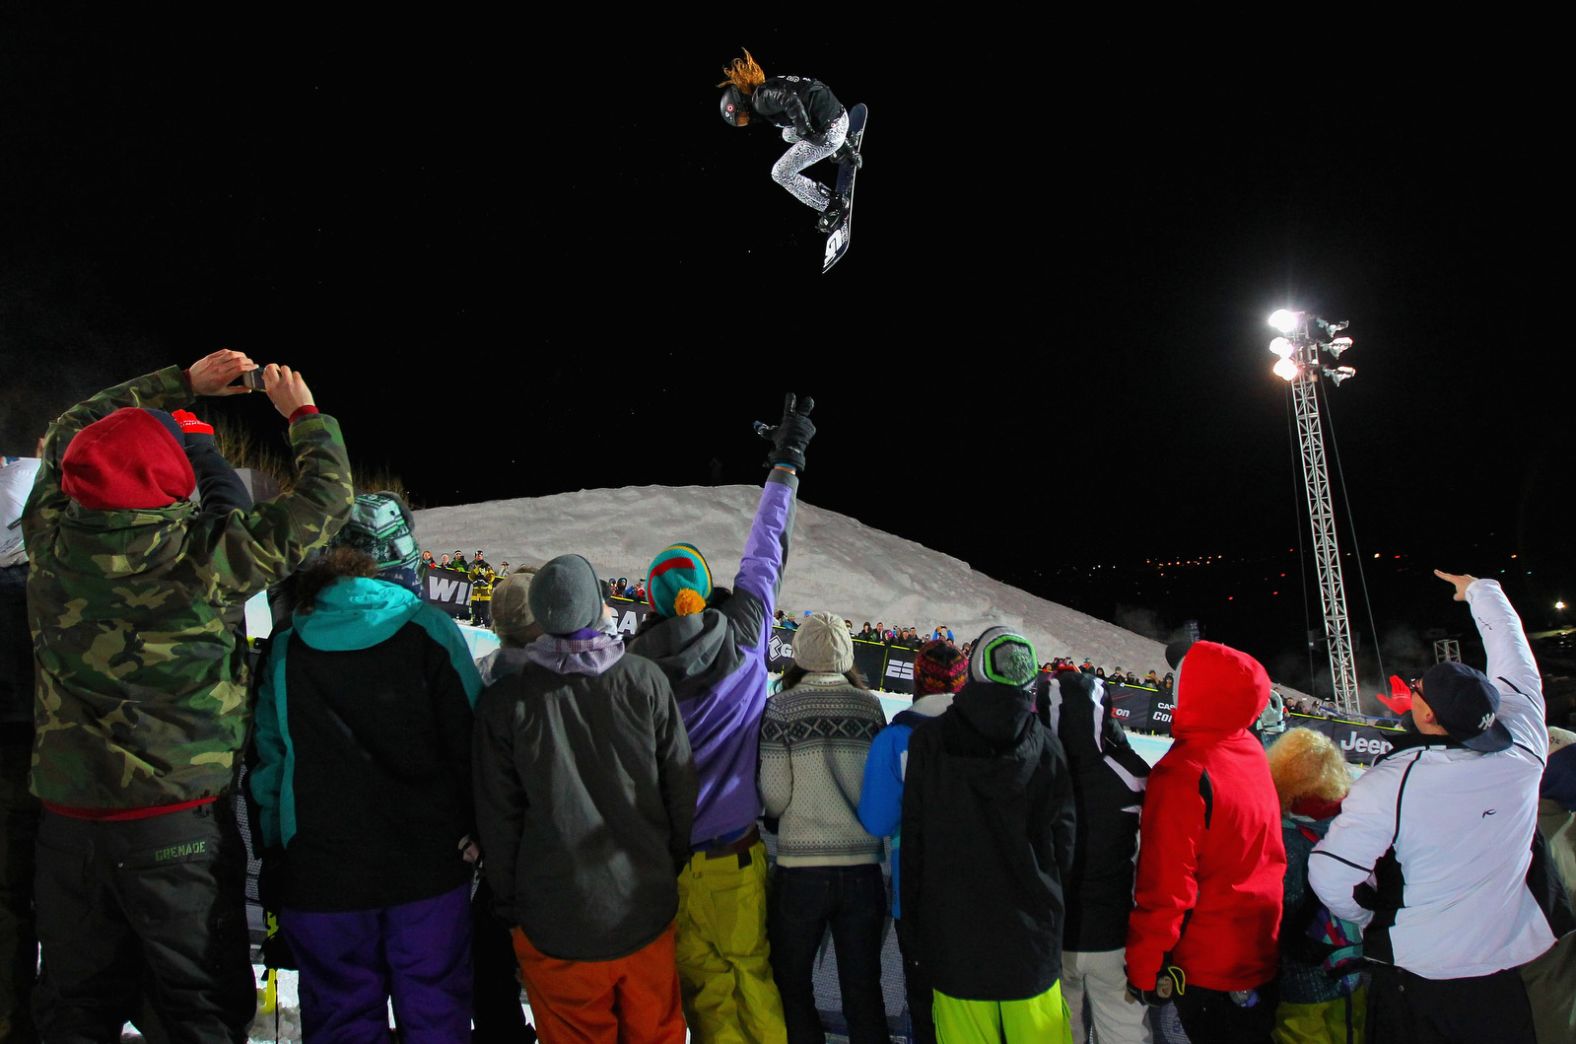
24,366,355,810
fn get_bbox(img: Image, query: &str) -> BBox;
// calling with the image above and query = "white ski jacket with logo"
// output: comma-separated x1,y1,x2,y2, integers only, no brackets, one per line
1309,579,1554,979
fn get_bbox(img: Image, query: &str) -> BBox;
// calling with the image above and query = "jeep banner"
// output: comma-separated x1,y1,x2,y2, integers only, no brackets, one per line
1284,712,1405,764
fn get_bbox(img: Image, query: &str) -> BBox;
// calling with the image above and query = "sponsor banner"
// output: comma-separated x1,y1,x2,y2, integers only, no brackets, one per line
422,570,474,618
606,597,654,638
768,630,912,689
880,644,917,691
1285,711,1405,764
1105,683,1166,732
853,639,887,689
768,626,796,671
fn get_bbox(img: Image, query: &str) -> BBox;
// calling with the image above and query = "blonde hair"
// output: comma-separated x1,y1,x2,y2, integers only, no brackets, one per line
717,49,766,94
1267,728,1350,812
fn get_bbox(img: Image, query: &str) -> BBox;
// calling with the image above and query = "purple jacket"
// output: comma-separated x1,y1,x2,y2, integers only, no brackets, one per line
628,472,796,844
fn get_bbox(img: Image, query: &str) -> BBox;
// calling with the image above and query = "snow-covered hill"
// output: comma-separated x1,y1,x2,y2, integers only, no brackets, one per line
415,483,1183,682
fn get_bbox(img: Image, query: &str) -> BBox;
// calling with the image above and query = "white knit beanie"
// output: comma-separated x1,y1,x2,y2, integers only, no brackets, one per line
793,610,854,673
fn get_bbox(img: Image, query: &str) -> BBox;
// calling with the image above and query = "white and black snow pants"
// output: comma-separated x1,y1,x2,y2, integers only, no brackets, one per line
771,111,850,211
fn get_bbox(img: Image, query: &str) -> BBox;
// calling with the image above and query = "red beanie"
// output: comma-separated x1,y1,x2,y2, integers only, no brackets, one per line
913,639,968,697
61,408,195,510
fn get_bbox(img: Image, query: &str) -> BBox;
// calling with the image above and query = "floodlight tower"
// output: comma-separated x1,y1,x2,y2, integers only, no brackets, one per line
1269,309,1362,714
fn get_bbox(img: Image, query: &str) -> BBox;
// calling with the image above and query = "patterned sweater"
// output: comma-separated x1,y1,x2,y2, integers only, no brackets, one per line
760,673,886,866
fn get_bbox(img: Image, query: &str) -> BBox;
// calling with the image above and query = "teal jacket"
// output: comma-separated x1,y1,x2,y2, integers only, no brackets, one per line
250,576,482,910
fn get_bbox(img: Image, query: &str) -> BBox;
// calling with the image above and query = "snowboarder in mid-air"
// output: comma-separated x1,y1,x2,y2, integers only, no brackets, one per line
718,49,862,234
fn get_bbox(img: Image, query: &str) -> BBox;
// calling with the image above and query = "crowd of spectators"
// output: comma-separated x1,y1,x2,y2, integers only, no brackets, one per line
6,362,1572,1043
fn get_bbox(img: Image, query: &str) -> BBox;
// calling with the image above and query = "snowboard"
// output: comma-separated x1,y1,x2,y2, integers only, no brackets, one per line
821,103,868,274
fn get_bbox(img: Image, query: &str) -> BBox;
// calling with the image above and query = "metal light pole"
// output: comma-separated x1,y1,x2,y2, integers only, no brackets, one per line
1270,310,1362,714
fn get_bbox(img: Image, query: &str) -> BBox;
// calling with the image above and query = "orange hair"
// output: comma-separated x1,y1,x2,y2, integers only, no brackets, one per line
717,48,766,94
1266,727,1351,812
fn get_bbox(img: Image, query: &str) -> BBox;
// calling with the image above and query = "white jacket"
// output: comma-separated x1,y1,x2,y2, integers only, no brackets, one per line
1310,579,1553,979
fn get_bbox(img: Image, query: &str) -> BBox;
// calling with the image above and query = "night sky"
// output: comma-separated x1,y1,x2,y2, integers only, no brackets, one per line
3,16,1568,687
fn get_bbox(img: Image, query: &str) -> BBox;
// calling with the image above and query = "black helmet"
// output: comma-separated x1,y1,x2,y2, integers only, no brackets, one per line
720,85,749,127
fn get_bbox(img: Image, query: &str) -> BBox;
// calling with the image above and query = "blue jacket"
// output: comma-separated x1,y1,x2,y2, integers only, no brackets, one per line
856,693,953,918
250,576,482,910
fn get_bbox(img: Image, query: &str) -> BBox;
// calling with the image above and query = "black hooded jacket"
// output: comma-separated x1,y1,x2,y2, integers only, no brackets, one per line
900,680,1077,1001
1047,671,1151,951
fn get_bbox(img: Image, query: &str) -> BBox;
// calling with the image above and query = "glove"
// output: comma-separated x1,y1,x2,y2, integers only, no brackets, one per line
755,393,816,472
1127,965,1185,1006
171,409,215,446
806,131,828,147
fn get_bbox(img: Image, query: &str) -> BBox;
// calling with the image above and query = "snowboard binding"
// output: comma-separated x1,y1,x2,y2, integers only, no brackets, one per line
816,194,850,234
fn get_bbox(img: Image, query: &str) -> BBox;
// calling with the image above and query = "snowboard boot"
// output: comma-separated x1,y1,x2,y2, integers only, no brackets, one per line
816,194,849,234
833,141,862,170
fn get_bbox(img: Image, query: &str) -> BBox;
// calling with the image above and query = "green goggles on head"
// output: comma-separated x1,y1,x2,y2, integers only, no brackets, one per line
977,631,1038,688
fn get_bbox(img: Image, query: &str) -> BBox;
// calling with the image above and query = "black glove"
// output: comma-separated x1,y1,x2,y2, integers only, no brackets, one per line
807,130,828,147
756,393,816,472
1127,965,1185,1007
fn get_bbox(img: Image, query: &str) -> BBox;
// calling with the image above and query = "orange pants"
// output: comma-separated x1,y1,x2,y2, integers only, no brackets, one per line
512,922,686,1044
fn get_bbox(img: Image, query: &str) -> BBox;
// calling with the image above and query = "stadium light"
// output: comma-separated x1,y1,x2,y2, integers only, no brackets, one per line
1267,307,1363,714
1269,309,1301,333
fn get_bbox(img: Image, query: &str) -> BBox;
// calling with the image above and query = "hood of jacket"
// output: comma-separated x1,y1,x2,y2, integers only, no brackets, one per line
55,501,195,579
524,630,625,677
946,681,1044,798
893,691,954,729
627,606,742,702
294,576,424,651
1172,640,1271,741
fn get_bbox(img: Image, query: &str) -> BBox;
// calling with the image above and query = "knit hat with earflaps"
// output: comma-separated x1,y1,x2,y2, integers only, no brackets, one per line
646,542,713,617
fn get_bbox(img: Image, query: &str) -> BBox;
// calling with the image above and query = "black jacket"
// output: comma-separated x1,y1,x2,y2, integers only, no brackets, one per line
901,680,1077,1000
253,582,479,912
1047,671,1150,951
750,75,844,139
473,644,696,961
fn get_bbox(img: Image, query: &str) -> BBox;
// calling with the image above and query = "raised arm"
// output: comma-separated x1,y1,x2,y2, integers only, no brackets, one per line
201,365,355,600
723,394,815,649
1444,572,1545,754
23,352,253,549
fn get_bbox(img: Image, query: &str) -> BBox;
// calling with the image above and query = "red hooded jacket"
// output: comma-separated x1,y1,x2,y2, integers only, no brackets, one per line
1126,641,1286,992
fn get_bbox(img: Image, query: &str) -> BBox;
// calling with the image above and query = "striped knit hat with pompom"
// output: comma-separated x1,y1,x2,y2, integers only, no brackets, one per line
646,542,713,617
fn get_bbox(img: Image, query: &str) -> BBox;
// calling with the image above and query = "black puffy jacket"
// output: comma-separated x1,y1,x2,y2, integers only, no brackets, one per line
901,680,1077,1001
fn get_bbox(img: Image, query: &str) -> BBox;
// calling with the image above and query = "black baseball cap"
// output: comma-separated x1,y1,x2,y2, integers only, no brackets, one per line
1165,639,1194,671
1420,661,1512,752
